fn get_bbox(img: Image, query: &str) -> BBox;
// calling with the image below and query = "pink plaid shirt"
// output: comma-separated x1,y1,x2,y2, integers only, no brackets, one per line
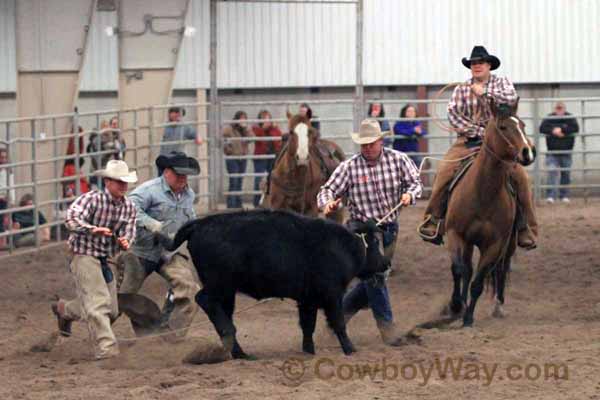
66,189,137,257
447,74,518,138
317,148,422,224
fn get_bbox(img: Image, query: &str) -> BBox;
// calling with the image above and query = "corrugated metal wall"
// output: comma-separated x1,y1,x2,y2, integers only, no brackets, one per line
79,7,119,91
174,0,356,89
4,0,600,91
365,0,600,85
173,0,210,89
0,0,17,92
172,0,600,89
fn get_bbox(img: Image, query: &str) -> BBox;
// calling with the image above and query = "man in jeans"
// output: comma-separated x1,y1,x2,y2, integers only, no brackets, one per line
318,119,423,346
540,102,579,203
52,160,137,360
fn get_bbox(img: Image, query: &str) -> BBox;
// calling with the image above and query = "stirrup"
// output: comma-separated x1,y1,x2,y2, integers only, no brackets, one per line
417,217,444,245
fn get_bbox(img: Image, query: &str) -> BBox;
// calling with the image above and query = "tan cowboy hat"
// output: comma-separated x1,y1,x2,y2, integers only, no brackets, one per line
351,118,391,145
95,160,138,183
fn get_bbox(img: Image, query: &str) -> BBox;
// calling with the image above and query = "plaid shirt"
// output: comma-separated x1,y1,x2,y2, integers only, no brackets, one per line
66,189,137,257
317,148,422,224
447,74,518,138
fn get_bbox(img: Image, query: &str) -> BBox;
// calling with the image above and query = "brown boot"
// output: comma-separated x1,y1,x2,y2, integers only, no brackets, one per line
517,226,537,250
417,216,443,245
51,300,72,337
376,320,405,347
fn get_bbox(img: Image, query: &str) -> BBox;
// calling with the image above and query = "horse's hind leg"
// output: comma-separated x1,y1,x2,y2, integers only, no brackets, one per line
492,258,510,319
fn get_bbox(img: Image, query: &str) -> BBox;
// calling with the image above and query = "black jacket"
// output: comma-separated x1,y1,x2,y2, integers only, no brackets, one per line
539,112,579,151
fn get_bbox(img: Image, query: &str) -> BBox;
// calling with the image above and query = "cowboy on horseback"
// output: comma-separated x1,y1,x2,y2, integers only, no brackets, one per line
418,46,538,250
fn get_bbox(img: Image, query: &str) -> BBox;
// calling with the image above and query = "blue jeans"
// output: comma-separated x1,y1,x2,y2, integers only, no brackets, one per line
252,159,271,207
343,279,393,322
342,221,398,323
546,153,572,199
226,159,247,208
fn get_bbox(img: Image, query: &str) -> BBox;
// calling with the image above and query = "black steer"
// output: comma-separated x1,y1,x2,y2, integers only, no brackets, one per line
159,209,388,358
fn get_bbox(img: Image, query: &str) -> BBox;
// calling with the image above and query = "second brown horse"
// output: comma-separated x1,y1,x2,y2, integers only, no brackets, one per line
267,114,344,219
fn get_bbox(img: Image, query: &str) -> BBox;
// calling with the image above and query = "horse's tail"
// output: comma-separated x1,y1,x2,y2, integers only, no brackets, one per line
484,254,512,297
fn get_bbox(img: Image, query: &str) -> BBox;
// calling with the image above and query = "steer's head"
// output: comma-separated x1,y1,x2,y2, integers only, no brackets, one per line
349,219,390,279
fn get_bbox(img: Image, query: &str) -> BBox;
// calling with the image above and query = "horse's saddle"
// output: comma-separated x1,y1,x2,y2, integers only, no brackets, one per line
447,152,516,198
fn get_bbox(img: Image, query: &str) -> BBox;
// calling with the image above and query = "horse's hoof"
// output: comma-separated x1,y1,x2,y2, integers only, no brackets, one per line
462,318,474,328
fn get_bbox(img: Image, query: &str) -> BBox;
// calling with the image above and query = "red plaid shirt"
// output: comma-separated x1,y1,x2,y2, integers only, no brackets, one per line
66,189,137,257
447,74,518,138
317,148,422,224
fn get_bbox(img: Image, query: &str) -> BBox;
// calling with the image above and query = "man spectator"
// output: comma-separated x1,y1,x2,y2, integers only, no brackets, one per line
540,101,580,203
160,107,203,157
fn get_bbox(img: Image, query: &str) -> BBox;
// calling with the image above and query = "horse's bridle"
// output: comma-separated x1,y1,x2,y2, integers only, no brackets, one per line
481,119,521,166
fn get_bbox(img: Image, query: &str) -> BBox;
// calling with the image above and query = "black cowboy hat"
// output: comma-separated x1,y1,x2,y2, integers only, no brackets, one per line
462,46,501,71
155,151,200,175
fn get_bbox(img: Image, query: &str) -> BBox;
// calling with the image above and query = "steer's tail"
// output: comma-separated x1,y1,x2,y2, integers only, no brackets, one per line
155,219,199,252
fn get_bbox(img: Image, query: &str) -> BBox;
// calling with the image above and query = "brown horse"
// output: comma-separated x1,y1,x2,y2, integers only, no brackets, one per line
442,99,535,327
266,114,344,219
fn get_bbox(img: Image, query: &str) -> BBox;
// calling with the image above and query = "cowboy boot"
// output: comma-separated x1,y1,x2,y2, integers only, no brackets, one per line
159,289,176,329
375,319,405,347
515,204,537,250
51,300,72,337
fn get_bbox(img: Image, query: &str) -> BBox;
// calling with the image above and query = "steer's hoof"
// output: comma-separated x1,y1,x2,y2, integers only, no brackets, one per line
302,342,315,355
342,344,356,355
183,343,231,365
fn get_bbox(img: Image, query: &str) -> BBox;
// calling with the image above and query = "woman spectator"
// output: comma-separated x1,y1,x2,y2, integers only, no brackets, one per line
252,110,282,207
393,104,427,166
62,125,90,195
367,102,392,147
223,111,252,208
299,103,320,134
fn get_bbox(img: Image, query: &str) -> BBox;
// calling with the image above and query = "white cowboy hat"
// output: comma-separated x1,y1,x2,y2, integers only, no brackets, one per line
95,160,138,183
351,118,391,145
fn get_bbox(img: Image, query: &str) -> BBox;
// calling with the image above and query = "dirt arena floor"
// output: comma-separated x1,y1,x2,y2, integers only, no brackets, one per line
1,201,600,400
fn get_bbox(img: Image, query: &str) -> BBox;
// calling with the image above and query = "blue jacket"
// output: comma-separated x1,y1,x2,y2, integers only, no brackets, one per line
129,176,196,262
160,124,197,156
393,121,427,153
